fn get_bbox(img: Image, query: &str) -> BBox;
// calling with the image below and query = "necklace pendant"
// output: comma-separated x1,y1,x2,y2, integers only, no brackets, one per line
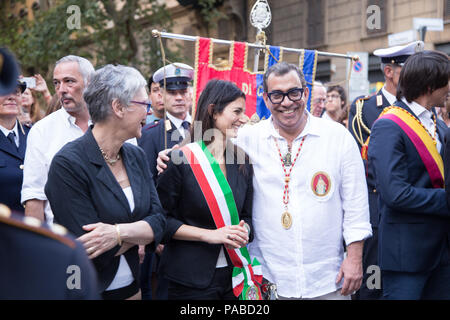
281,211,292,229
283,152,292,167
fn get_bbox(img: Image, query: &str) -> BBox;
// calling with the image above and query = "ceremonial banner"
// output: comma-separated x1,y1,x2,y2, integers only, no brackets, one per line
193,37,257,118
256,46,283,120
299,50,319,112
193,37,318,119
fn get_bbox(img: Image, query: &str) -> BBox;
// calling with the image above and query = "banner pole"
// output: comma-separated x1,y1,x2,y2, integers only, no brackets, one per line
151,29,358,62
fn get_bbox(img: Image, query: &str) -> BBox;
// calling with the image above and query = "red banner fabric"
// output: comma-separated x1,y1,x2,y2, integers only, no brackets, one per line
193,37,257,118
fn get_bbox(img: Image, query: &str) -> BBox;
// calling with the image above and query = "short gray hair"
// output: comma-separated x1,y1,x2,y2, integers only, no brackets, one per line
83,64,147,123
55,55,95,86
263,62,306,92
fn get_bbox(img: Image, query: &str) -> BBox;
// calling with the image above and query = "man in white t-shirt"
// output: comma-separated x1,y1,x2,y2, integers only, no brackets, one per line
21,55,95,225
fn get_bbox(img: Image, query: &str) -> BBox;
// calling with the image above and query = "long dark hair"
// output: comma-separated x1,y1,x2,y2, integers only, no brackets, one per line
189,79,245,144
187,79,250,172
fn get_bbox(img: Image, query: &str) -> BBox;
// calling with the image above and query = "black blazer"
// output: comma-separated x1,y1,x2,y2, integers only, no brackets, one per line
0,121,30,212
156,143,254,289
45,127,166,292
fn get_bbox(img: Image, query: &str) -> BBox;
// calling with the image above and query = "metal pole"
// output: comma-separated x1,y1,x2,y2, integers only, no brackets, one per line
152,29,358,61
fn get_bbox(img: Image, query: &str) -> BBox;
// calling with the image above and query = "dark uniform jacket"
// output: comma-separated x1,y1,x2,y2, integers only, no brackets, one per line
138,119,186,181
0,121,30,212
368,100,450,273
156,145,254,289
0,209,99,299
348,90,390,227
45,127,166,292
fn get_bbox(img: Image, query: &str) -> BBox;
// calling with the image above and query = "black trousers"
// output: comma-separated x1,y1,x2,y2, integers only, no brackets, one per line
168,266,237,300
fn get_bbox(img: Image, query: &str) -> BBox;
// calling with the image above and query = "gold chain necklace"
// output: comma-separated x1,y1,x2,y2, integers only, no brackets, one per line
99,147,120,166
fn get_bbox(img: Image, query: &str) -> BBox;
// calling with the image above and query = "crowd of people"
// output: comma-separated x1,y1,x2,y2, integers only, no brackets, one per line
0,40,449,300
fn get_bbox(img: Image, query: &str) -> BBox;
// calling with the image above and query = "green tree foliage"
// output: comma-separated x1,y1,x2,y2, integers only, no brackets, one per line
0,0,181,81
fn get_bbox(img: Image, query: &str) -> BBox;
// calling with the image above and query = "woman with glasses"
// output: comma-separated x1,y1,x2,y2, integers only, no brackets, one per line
0,80,29,213
45,64,166,300
323,85,348,126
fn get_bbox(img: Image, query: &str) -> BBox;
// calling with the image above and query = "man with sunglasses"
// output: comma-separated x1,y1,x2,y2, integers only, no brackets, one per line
235,62,372,300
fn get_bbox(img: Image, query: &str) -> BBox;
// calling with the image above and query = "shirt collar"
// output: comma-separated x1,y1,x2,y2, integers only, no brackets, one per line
166,112,191,129
0,120,19,138
401,97,432,119
262,110,321,140
60,107,93,127
381,86,397,106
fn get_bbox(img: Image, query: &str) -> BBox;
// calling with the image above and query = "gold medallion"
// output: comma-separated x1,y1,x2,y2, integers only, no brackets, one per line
281,211,292,229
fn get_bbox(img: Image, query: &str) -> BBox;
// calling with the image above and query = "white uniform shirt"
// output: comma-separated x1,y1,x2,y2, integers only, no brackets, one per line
166,112,192,139
234,112,372,298
21,107,137,225
401,98,442,153
381,87,397,106
0,121,19,148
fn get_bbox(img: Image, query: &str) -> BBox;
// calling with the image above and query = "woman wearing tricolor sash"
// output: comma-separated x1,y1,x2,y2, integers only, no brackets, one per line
156,79,261,300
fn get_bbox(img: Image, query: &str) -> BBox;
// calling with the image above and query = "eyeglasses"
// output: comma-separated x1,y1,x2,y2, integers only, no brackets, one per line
267,87,304,104
130,100,152,114
326,94,341,100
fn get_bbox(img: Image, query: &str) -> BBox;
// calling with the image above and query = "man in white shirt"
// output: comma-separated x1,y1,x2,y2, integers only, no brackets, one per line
235,62,372,299
21,55,95,224
310,81,327,117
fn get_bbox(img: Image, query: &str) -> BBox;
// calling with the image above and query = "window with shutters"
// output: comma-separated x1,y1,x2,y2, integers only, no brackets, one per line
366,0,387,36
307,0,325,48
445,0,450,21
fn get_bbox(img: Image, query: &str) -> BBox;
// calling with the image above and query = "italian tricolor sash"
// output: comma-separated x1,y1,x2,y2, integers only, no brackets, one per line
180,141,263,300
377,107,444,188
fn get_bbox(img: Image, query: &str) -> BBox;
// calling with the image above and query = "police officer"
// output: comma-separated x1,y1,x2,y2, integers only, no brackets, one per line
145,73,165,125
348,41,424,300
0,204,99,299
139,62,194,180
138,62,193,300
0,80,30,213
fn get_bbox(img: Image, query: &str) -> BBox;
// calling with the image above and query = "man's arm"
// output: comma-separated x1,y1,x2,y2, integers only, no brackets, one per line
24,199,45,221
336,240,364,296
21,126,48,222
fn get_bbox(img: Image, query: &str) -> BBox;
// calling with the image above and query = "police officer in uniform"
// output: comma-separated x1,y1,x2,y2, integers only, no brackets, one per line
0,204,99,299
348,41,424,300
138,62,193,300
139,63,194,180
0,80,30,213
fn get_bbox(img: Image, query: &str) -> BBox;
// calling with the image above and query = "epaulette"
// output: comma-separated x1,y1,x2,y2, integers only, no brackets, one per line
0,204,76,249
143,122,160,131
